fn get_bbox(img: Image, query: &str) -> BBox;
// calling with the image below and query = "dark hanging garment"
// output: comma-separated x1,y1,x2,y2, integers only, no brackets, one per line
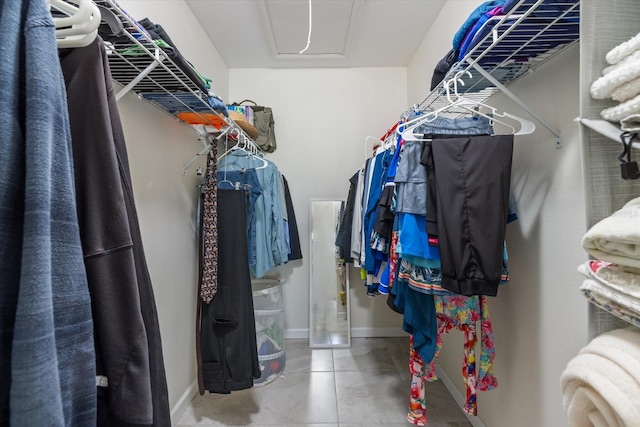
199,189,260,394
335,172,359,261
430,135,514,297
0,0,96,424
283,176,303,261
60,37,170,426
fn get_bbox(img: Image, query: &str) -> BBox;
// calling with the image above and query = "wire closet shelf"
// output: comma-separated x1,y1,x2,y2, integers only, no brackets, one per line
418,0,580,134
94,0,237,136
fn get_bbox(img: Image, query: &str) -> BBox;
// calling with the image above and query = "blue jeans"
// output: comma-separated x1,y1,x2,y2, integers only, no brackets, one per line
417,116,493,136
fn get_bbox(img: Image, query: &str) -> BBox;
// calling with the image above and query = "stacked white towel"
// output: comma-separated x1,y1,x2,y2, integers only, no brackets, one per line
582,197,640,269
579,197,640,326
590,32,640,124
561,328,640,427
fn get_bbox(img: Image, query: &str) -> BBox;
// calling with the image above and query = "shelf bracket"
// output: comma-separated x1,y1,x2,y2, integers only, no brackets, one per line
115,48,165,101
181,125,233,176
468,60,563,149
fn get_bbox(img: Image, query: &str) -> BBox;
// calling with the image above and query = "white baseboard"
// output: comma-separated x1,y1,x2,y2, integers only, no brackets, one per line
436,365,488,427
351,327,405,337
170,380,198,426
285,329,308,339
285,327,406,340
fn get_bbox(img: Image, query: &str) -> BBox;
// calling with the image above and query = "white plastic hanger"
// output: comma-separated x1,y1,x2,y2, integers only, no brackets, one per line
218,128,268,170
447,72,535,135
49,0,101,48
400,71,535,141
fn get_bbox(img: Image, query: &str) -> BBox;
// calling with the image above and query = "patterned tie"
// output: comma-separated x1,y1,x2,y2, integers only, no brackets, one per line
200,141,218,303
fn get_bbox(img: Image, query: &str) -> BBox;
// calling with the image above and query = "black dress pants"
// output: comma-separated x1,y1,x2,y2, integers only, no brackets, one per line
200,189,260,393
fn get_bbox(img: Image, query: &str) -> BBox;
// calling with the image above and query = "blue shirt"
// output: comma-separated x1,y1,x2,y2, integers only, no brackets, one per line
218,153,288,278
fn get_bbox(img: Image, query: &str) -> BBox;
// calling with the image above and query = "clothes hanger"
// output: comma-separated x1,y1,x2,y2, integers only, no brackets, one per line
49,0,101,48
218,128,268,170
217,132,234,188
446,72,535,136
399,78,471,141
400,71,535,141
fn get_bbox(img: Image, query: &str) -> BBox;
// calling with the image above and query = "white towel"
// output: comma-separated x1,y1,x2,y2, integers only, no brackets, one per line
582,197,640,269
580,279,640,327
591,58,640,100
607,31,640,65
612,76,640,103
601,94,640,123
579,261,640,301
561,329,640,427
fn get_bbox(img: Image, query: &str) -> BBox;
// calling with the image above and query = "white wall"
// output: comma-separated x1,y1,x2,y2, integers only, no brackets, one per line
115,0,229,420
407,5,588,427
229,68,407,337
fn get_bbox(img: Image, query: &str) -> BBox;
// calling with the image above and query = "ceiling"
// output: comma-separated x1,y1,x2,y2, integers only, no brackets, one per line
185,0,447,69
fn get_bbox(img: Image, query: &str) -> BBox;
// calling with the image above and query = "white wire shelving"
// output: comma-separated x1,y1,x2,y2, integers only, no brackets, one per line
418,0,580,148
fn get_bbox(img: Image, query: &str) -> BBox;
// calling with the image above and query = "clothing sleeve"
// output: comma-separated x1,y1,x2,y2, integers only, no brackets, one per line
269,166,289,266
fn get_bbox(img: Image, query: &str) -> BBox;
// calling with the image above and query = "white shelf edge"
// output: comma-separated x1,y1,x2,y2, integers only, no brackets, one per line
578,117,640,149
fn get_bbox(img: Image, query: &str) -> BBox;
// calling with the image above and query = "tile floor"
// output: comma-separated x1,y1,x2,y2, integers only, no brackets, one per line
176,337,473,427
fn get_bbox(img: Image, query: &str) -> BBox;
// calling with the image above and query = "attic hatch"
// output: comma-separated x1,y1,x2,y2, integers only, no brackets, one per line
258,0,361,60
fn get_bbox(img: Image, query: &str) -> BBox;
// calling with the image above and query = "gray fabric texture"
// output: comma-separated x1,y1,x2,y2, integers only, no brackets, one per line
581,0,640,338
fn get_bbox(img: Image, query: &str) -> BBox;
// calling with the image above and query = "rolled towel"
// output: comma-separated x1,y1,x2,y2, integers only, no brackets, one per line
566,386,622,427
561,329,640,427
612,76,640,103
590,58,640,99
603,50,640,75
607,31,640,65
601,93,640,122
582,197,640,268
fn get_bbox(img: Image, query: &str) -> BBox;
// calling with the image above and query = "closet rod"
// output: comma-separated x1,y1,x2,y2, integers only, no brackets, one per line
469,61,563,148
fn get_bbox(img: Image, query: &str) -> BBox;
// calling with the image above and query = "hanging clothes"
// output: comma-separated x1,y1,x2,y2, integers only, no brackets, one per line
350,113,509,423
61,37,171,426
350,166,366,264
198,188,261,394
426,295,498,416
282,176,303,261
217,153,289,278
430,135,514,296
0,0,96,424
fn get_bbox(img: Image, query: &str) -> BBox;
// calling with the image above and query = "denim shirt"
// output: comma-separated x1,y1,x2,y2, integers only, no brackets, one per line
1,1,96,424
218,154,288,278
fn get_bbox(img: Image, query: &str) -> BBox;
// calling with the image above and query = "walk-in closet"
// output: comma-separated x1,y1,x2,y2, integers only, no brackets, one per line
3,0,640,426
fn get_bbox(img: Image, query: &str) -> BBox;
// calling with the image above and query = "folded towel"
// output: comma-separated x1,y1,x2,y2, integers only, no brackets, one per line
621,114,640,132
582,198,640,268
607,31,640,65
579,261,640,300
561,329,640,427
580,278,640,327
582,285,640,328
